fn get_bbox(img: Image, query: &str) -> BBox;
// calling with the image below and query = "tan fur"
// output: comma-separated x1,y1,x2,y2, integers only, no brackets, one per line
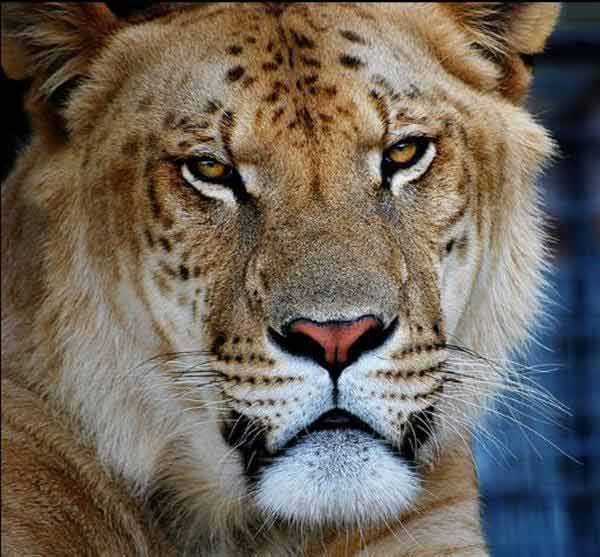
1,377,176,556
1,3,559,555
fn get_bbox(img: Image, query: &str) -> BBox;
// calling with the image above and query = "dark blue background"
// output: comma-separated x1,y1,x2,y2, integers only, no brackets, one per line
475,4,600,556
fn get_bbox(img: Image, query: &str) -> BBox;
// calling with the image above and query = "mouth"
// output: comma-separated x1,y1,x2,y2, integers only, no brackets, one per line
224,406,436,480
282,406,436,464
223,408,385,480
284,409,382,449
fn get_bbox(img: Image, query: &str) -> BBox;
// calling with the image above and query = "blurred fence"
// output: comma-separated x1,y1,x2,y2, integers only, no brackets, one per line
475,4,600,556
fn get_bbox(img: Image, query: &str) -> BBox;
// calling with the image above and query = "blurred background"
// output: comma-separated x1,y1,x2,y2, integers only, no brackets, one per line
473,4,600,557
2,3,599,556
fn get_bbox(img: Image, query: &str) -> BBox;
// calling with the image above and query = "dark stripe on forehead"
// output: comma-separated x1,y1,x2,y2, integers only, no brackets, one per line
368,89,390,136
220,110,236,162
339,29,367,45
301,55,321,68
291,29,316,49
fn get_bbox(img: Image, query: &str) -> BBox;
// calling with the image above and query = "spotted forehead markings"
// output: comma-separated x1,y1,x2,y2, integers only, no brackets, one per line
219,9,369,82
226,65,246,83
169,6,426,146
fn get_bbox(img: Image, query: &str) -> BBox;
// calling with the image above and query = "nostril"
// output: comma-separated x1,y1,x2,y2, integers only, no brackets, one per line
268,324,328,368
345,317,397,364
268,315,398,383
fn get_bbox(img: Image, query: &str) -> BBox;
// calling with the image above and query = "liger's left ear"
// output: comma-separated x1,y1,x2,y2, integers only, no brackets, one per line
442,3,561,102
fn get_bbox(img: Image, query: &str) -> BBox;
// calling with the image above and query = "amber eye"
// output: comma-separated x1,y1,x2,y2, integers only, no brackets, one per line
380,136,433,190
181,157,248,202
388,141,418,164
386,139,427,168
186,158,232,182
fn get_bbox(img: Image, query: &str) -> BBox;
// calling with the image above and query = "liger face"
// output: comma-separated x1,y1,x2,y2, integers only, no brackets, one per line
77,3,504,528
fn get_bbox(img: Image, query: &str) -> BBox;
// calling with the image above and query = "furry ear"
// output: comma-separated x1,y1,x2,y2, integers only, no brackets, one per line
1,3,119,137
443,3,561,102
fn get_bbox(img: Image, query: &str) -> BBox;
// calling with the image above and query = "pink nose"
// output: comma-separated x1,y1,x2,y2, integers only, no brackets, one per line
289,316,382,367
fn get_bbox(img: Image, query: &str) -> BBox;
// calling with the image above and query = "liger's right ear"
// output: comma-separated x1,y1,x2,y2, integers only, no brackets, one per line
1,3,120,137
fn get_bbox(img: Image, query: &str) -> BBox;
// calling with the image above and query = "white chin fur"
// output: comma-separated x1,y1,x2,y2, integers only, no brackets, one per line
254,430,419,527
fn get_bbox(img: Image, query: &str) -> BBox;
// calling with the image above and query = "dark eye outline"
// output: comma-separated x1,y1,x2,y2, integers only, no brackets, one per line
181,156,248,202
381,137,432,188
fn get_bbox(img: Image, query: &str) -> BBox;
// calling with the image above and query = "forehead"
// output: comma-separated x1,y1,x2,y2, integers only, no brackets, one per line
119,3,448,157
145,3,428,75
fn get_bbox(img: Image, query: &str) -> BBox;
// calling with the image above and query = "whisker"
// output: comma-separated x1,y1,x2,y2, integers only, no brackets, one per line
437,392,580,464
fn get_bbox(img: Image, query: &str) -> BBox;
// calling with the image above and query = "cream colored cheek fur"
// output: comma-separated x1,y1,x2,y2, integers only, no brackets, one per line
440,216,479,336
